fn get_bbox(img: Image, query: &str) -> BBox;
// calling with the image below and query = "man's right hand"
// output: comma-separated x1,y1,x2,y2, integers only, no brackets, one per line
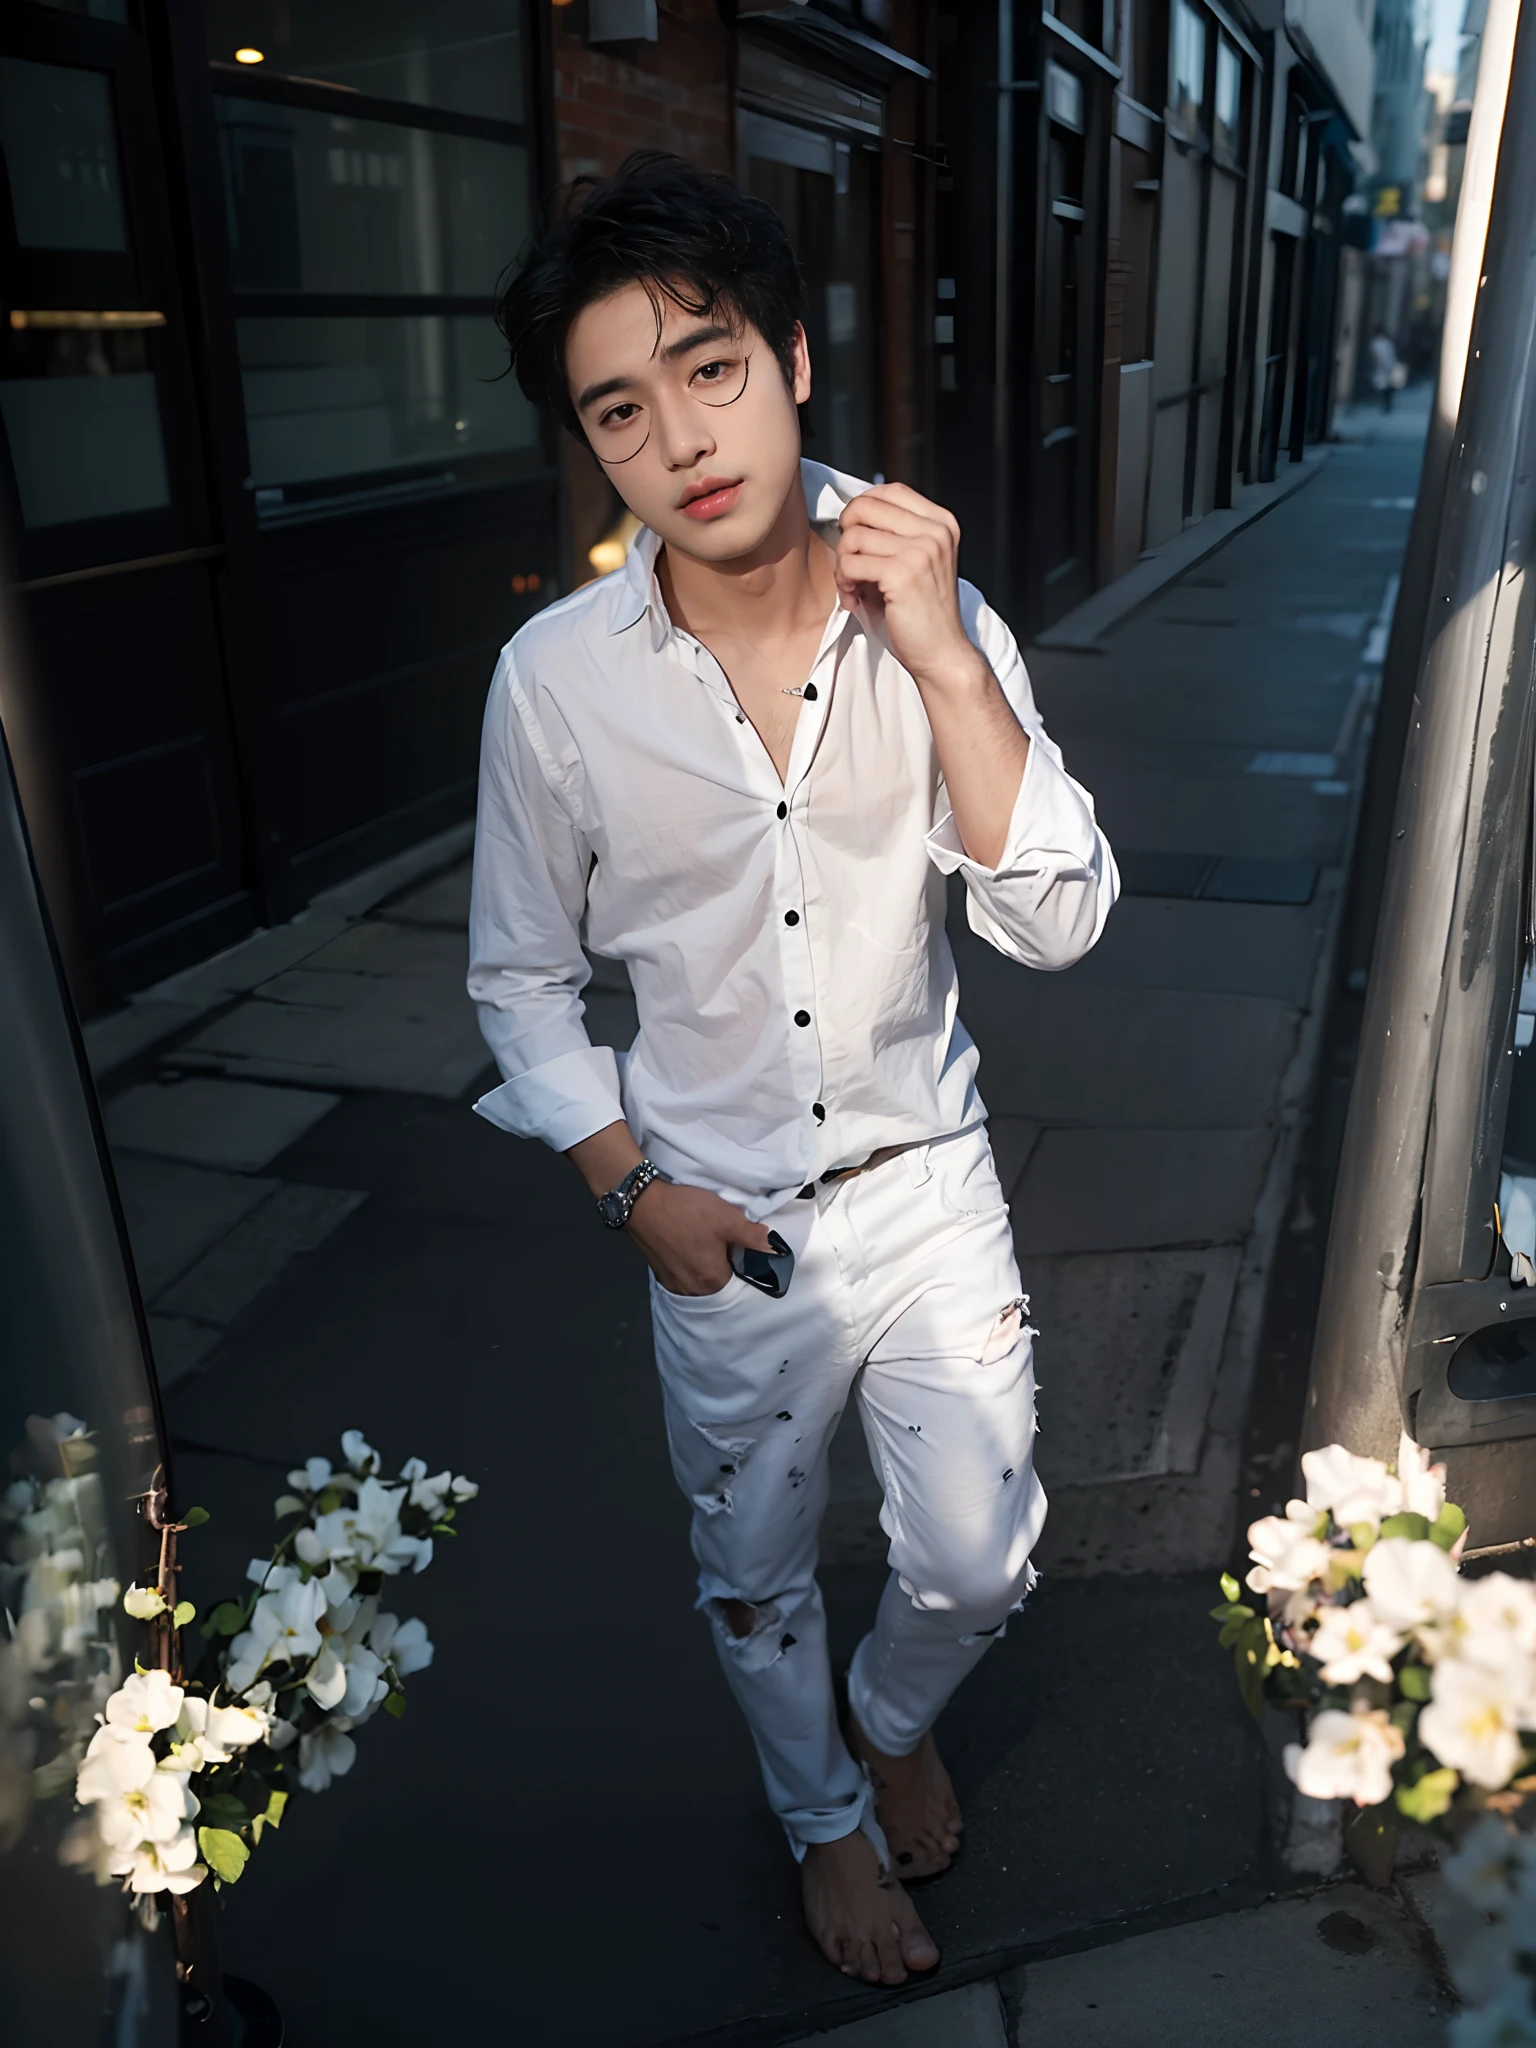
626,1179,775,1297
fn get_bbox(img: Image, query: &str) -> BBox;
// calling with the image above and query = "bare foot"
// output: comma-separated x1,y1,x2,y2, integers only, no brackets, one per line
802,1830,941,1984
847,1716,963,1879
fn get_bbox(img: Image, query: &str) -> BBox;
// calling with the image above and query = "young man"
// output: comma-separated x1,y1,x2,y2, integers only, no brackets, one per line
470,154,1116,1985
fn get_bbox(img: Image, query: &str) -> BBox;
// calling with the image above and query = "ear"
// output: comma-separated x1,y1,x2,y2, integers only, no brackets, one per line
789,321,812,406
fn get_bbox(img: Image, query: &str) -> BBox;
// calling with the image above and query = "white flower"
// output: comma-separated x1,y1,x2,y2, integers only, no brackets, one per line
294,1475,430,1578
110,1823,206,1895
224,1576,326,1692
1396,1432,1448,1522
304,1647,349,1711
167,1693,271,1770
1451,1575,1536,1680
77,1734,199,1849
406,1469,453,1516
449,1475,478,1502
285,1457,333,1495
1301,1443,1402,1529
370,1613,433,1677
1285,1707,1405,1806
1246,1505,1332,1595
296,1723,356,1793
1421,1659,1528,1790
1308,1598,1404,1686
1361,1536,1460,1633
103,1670,184,1737
339,1431,379,1476
122,1585,167,1621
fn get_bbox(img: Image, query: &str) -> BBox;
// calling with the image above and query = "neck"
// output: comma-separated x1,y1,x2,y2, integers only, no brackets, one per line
658,473,833,641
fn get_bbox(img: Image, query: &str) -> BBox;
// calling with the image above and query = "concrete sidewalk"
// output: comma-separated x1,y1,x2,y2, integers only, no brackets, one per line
85,398,1432,2044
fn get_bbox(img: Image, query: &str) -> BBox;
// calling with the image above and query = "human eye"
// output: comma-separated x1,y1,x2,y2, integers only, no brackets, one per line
693,358,733,386
599,401,642,430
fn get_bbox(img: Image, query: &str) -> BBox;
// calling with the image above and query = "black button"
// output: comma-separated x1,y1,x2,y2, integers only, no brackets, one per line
794,1009,811,1027
797,1184,817,1199
776,801,787,819
784,909,800,926
735,711,746,723
803,682,819,702
812,1102,825,1121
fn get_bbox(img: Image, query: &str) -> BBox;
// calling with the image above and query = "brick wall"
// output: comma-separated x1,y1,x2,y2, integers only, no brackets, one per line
552,1,734,183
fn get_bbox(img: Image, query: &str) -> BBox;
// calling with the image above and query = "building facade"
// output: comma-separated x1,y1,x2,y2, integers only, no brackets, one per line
0,0,1374,1013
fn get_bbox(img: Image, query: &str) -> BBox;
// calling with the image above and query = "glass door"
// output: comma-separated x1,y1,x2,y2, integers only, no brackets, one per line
741,106,881,481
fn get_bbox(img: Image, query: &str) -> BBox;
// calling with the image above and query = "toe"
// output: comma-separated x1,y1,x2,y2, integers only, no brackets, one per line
857,1939,884,1985
892,1891,941,1973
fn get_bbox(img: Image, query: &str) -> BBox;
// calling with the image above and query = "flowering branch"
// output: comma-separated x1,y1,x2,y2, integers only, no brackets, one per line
64,1431,477,1908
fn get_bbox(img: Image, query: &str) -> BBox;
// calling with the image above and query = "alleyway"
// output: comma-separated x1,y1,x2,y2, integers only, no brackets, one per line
86,397,1437,2045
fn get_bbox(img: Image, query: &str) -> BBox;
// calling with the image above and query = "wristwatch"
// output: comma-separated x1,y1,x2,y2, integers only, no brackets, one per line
597,1158,671,1229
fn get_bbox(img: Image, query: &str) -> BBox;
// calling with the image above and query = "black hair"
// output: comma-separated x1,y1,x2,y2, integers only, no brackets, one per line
495,151,806,437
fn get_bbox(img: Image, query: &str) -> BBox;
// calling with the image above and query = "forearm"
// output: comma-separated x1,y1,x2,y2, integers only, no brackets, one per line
566,1119,644,1199
914,646,1030,870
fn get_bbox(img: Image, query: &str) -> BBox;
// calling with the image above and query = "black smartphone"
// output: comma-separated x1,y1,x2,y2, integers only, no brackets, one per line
731,1230,795,1298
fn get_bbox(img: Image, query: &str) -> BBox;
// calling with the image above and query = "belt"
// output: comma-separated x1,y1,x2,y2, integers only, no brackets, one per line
796,1143,910,1198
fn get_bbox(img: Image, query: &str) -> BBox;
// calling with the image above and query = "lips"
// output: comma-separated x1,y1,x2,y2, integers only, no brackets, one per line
678,478,742,521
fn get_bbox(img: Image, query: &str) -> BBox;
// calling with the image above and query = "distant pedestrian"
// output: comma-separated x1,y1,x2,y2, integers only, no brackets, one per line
1369,325,1400,413
471,154,1117,1988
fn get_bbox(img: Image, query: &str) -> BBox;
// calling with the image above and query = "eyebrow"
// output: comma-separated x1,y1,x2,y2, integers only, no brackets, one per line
574,323,739,413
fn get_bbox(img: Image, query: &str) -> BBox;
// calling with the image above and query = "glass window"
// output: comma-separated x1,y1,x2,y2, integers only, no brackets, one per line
1171,0,1207,134
237,313,537,497
1215,37,1243,162
203,0,525,124
216,98,528,299
0,59,127,254
0,321,171,527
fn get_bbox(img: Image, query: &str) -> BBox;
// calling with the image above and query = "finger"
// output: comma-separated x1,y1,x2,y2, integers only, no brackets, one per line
840,498,955,548
722,1205,775,1253
844,484,960,544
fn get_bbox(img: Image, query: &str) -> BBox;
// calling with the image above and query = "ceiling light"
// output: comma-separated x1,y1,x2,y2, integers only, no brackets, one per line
234,47,265,64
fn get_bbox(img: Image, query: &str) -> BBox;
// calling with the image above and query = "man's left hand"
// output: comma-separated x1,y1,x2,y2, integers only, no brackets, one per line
835,484,988,691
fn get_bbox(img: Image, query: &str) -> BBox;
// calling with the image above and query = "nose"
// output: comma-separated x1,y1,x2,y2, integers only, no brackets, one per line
653,385,715,472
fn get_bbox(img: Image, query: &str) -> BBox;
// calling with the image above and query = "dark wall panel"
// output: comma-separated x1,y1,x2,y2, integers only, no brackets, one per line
258,480,557,883
23,561,255,998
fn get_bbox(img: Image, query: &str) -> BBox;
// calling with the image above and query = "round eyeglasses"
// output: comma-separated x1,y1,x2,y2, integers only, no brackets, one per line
587,349,754,465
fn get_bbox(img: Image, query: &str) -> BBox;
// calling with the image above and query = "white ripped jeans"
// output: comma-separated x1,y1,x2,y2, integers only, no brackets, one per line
649,1122,1044,1861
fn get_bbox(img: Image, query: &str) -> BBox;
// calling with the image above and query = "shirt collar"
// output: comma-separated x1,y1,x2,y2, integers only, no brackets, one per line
604,458,873,640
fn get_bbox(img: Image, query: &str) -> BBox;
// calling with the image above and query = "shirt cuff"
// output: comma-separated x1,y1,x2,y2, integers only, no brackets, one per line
925,735,1100,880
473,1044,625,1153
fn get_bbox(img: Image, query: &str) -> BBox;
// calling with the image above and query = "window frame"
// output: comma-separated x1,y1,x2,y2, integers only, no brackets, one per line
205,9,544,522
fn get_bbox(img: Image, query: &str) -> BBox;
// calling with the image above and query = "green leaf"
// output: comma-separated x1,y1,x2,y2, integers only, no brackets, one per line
1218,1609,1256,1649
317,1489,342,1515
1430,1502,1468,1553
383,1691,406,1719
263,1788,288,1830
1395,1767,1459,1824
196,1792,249,1830
430,1521,457,1537
273,1494,306,1519
1390,1699,1419,1735
1219,1572,1241,1603
172,1601,196,1628
1399,1663,1432,1701
1348,1522,1379,1553
203,1601,246,1639
180,1506,210,1530
1378,1511,1431,1543
197,1828,249,1883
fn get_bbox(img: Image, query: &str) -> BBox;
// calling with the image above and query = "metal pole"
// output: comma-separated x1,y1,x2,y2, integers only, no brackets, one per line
1302,1,1536,1461
1340,0,1522,986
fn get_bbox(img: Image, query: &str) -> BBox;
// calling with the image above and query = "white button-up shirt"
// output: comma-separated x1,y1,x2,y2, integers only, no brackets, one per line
468,461,1117,1217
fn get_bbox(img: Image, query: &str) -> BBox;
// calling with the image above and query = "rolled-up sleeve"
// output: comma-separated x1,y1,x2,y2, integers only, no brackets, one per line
467,655,625,1152
924,587,1119,970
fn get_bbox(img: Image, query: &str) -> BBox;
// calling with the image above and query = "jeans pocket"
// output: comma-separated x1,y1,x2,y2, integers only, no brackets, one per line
650,1271,746,1312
